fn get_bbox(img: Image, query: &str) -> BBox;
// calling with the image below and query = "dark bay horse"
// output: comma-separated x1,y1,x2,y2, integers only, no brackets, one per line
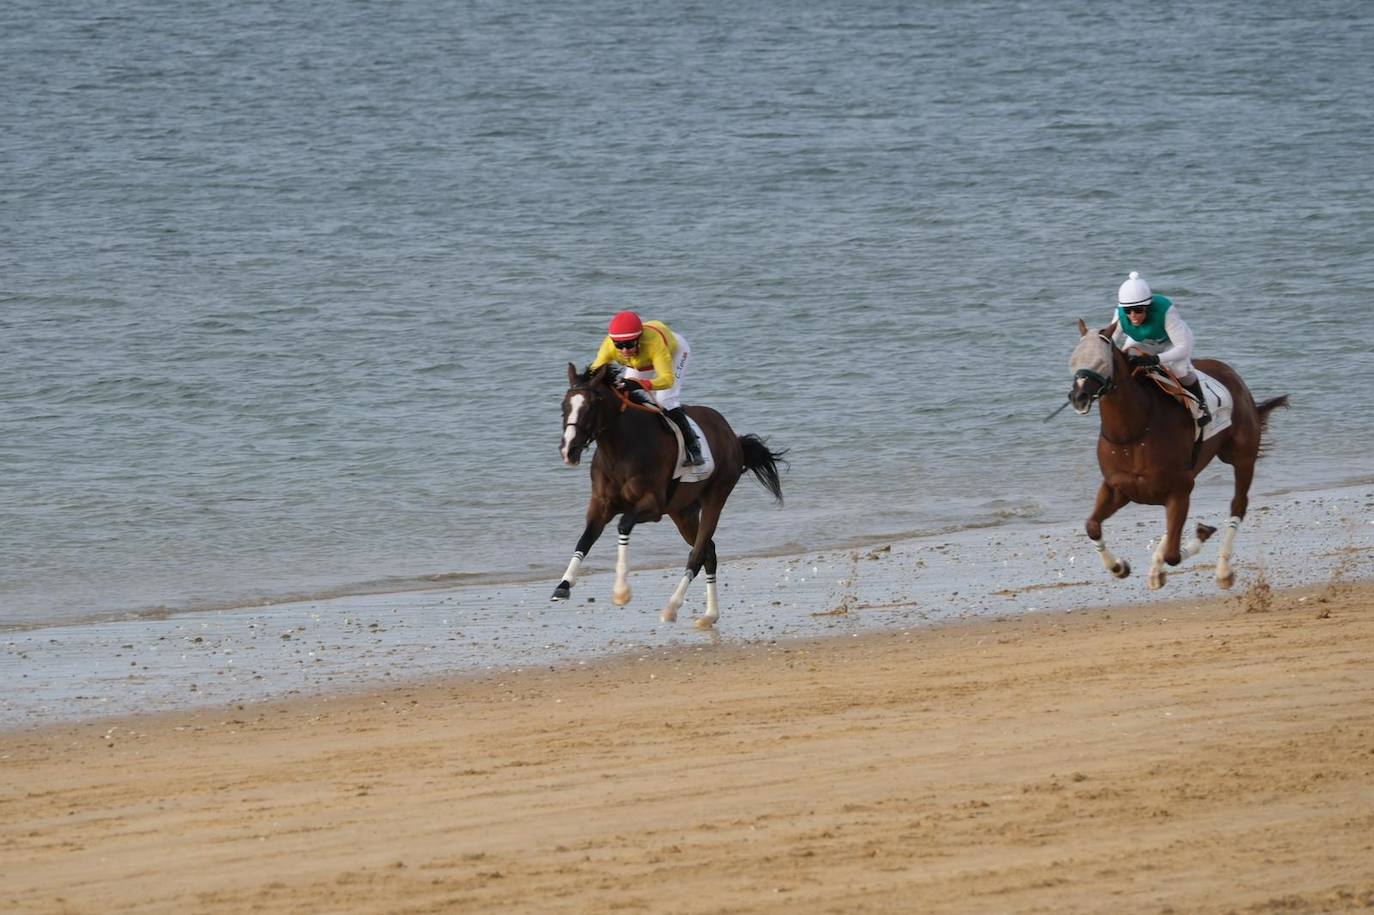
1068,319,1288,589
554,362,786,628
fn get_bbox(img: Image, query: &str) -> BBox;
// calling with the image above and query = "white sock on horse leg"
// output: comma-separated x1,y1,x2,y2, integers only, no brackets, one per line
561,551,584,586
1218,516,1241,563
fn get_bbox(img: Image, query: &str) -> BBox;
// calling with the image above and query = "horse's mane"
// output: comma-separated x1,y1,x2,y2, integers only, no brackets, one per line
577,362,625,387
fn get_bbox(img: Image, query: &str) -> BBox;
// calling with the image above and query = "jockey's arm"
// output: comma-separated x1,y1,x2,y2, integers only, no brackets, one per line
1155,308,1196,365
642,336,675,391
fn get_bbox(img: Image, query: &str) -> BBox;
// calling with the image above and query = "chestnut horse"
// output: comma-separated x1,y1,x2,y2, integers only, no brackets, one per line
1068,319,1288,589
554,362,785,628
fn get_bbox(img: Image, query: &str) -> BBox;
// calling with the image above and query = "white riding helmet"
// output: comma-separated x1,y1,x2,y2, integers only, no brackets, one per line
1117,271,1152,308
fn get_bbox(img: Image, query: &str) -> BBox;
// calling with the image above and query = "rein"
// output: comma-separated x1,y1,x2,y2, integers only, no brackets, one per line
612,386,664,414
563,377,662,453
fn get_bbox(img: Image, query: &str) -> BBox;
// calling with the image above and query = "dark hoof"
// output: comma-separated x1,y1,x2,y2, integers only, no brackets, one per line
1113,559,1131,579
1196,524,1218,542
551,582,571,602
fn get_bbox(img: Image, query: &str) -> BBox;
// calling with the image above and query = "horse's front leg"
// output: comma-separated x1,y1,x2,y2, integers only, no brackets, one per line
1086,483,1131,579
612,511,638,606
1150,491,1193,589
551,516,608,601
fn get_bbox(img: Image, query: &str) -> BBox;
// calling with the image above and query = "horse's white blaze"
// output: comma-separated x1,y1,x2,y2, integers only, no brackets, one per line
611,532,631,606
561,393,588,463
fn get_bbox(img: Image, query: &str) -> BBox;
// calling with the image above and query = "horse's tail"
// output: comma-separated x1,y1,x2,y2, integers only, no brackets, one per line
739,434,787,505
1255,395,1290,457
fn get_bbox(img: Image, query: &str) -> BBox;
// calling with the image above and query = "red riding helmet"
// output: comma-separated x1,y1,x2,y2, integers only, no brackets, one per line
608,310,643,341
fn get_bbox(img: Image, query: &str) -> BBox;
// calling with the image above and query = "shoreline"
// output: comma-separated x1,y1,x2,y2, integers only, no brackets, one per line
4,579,1372,913
8,475,1370,636
2,482,1370,731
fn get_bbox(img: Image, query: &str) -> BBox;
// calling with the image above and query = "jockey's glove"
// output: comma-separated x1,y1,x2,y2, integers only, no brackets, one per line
1128,353,1160,368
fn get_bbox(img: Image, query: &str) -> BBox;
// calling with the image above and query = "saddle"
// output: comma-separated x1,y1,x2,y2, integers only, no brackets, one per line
619,385,713,481
1135,366,1232,442
661,413,714,482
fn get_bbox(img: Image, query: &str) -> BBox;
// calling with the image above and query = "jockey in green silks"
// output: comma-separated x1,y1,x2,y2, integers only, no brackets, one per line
1110,271,1212,427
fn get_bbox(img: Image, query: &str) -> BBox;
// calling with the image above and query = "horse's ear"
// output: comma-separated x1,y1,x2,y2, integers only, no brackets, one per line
567,362,578,385
590,365,608,385
1077,318,1088,337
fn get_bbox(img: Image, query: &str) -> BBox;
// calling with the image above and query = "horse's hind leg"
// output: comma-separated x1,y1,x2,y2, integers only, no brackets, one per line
1086,483,1132,579
611,512,640,606
662,508,700,624
1216,459,1256,589
665,499,725,629
702,542,720,626
1149,520,1214,587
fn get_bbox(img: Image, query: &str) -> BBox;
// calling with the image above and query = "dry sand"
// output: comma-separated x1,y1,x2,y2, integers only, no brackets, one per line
3,578,1373,914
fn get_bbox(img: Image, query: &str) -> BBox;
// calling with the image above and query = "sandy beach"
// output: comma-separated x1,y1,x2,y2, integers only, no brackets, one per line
4,572,1372,914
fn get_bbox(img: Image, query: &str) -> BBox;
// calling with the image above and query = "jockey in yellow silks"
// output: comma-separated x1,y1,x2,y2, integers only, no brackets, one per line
590,310,705,465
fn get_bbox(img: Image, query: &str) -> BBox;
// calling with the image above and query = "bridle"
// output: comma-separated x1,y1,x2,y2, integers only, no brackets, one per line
563,384,605,448
1073,332,1117,403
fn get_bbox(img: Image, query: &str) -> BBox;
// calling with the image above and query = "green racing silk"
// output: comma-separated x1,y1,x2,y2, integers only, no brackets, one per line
1116,294,1173,346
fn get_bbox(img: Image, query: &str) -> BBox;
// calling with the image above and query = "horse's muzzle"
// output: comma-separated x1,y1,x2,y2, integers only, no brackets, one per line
1068,384,1095,415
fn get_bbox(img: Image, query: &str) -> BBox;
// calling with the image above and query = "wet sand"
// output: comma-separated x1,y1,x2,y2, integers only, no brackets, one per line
4,483,1370,730
4,575,1373,914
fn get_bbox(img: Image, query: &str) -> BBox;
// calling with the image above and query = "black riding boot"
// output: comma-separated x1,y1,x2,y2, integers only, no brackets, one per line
666,407,705,465
1184,379,1212,426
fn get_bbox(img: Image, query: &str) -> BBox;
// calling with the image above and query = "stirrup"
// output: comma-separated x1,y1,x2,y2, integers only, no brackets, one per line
685,449,705,466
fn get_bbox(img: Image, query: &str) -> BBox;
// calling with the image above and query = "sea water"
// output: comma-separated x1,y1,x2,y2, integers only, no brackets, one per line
4,0,1373,630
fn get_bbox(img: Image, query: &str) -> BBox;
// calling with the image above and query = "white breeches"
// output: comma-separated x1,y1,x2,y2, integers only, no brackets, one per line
624,333,690,411
1162,356,1196,385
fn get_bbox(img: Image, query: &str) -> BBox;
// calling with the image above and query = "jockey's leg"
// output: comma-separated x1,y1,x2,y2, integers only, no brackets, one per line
665,408,705,465
1178,371,1212,426
652,341,704,465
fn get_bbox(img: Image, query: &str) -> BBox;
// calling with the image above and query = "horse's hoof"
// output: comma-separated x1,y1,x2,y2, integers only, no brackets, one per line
612,587,631,607
551,583,571,602
1149,571,1166,590
1112,560,1131,579
660,609,677,624
1196,524,1218,542
1217,572,1236,590
693,617,715,631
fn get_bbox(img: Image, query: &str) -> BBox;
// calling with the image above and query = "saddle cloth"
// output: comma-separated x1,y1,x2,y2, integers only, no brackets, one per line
663,414,714,482
1144,367,1233,441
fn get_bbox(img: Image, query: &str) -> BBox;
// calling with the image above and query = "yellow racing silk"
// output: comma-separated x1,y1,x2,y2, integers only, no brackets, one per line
589,319,679,391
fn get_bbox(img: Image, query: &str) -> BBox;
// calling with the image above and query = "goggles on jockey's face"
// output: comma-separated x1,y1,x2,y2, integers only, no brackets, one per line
1122,304,1149,315
613,337,641,350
